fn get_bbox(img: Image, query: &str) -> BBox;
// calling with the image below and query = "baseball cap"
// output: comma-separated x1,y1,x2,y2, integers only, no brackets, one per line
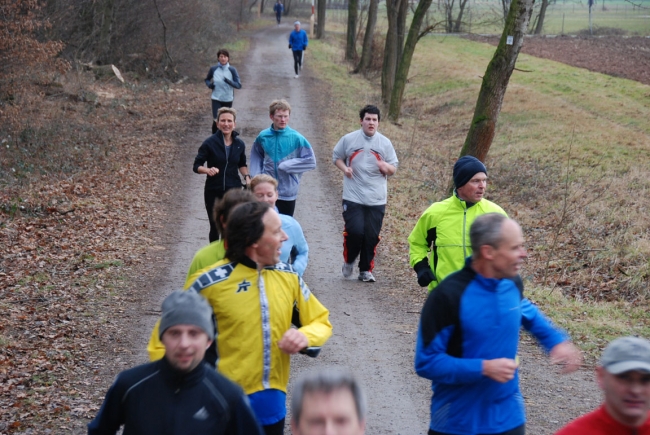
600,336,650,375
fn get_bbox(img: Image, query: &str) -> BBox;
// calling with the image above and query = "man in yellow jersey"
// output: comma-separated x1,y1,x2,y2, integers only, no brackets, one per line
148,201,332,435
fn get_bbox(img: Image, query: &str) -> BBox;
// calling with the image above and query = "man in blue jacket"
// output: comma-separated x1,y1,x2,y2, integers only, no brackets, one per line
250,99,316,217
288,21,308,78
88,290,263,435
415,213,583,435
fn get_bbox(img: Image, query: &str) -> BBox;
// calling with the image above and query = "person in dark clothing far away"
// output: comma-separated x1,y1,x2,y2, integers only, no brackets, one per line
88,290,263,435
273,0,284,25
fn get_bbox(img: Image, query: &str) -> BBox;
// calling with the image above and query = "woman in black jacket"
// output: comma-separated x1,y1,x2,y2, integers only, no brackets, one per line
193,107,250,242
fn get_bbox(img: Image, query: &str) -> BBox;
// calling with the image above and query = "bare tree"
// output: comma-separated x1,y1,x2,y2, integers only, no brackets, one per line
532,0,549,34
388,0,439,120
381,0,402,104
346,0,359,59
317,0,327,38
460,0,536,160
396,0,409,60
354,0,379,74
443,0,471,32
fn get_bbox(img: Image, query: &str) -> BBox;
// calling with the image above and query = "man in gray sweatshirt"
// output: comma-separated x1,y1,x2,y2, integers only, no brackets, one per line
332,105,398,283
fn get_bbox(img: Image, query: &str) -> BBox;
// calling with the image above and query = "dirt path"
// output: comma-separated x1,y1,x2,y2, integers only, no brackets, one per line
131,23,432,433
132,24,602,435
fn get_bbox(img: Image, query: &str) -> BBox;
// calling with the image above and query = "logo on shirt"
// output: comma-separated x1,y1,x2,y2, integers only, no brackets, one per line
236,279,252,293
193,406,209,420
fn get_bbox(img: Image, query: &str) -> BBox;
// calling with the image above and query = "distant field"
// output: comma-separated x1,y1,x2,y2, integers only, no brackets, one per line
324,0,650,35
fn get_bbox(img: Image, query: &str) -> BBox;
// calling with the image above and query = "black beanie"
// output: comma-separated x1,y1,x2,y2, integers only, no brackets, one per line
159,290,215,340
453,156,487,188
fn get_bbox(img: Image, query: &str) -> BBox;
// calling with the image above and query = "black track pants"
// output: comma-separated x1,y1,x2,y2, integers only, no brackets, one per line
342,200,385,272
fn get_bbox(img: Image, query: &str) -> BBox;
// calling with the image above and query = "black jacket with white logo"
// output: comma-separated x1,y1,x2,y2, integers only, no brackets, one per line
88,358,263,435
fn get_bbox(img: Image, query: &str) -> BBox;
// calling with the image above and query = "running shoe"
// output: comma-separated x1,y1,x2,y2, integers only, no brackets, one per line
358,271,376,282
342,262,354,278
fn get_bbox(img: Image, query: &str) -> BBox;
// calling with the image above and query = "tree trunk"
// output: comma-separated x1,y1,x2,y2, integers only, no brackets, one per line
533,0,548,34
346,0,359,60
317,0,327,38
460,0,536,161
354,0,378,74
501,0,509,20
261,0,266,14
381,0,401,104
96,0,116,63
388,0,433,120
453,0,469,32
396,0,409,61
445,0,455,32
285,0,293,15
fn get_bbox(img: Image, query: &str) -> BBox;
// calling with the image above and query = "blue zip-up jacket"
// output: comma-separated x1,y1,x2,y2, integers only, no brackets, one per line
88,358,263,435
415,259,568,435
205,64,241,103
250,125,316,201
289,29,308,51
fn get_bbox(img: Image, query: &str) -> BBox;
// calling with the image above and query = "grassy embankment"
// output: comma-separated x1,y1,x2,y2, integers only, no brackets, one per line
307,31,650,360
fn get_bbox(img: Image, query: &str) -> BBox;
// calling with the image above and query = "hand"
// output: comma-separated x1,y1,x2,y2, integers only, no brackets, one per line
416,268,435,287
343,166,353,179
245,177,251,186
205,167,219,176
377,160,392,176
482,358,518,383
303,46,307,51
278,328,308,354
288,44,292,49
550,342,582,374
209,84,215,90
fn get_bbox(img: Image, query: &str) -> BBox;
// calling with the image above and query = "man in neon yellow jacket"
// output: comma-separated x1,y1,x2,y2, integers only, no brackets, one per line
408,156,507,292
148,201,332,435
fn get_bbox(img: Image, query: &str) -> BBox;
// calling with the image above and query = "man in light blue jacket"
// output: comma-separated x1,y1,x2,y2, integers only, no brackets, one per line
250,99,316,217
288,21,308,78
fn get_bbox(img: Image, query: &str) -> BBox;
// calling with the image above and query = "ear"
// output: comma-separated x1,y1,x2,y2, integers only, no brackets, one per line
479,244,494,260
206,340,213,350
269,113,275,121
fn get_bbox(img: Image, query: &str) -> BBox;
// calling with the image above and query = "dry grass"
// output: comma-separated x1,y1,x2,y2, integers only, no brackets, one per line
308,33,650,355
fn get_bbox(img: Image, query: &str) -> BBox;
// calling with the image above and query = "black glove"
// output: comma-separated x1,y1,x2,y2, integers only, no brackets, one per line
303,46,307,51
209,83,215,90
288,44,292,49
223,78,231,86
417,268,435,287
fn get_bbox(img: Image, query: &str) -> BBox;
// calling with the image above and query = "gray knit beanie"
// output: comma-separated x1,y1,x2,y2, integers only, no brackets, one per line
159,290,215,340
453,156,487,188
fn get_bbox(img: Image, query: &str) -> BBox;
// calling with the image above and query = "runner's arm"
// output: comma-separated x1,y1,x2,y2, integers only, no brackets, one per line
249,140,265,177
277,145,316,174
288,219,308,276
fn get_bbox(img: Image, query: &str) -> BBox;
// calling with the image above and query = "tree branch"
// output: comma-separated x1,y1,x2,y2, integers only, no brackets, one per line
624,0,649,8
152,0,174,68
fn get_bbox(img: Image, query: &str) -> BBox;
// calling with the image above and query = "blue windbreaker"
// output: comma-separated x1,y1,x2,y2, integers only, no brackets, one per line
250,125,316,201
415,259,568,434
